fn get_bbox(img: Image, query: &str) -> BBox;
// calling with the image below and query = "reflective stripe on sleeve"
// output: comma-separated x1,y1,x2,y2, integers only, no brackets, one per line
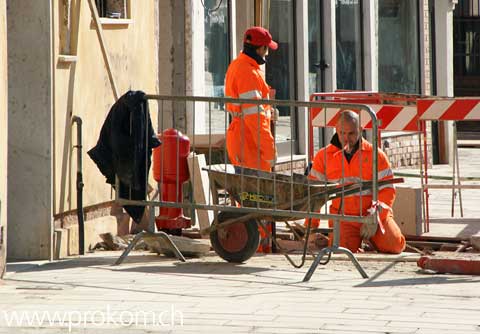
309,168,327,181
379,183,394,190
342,176,362,184
239,90,262,99
378,168,393,179
242,105,265,115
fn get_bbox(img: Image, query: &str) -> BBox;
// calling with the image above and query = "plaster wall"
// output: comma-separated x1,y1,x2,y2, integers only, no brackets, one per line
156,0,176,130
0,0,7,276
7,0,53,260
53,0,159,215
234,0,254,56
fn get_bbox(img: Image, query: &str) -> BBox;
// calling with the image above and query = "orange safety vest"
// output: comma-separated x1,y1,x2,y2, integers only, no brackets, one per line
224,52,275,171
309,139,395,221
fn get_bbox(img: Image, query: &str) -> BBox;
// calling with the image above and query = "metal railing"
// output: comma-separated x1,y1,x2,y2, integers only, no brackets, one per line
115,94,381,281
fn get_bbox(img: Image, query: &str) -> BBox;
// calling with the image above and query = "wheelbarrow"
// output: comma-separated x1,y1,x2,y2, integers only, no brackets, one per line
204,164,403,265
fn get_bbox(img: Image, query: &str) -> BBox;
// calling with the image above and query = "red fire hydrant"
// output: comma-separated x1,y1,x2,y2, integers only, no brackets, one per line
153,128,191,233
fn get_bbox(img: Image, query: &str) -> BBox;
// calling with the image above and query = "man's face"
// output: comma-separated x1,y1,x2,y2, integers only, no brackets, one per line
256,46,269,58
336,118,360,153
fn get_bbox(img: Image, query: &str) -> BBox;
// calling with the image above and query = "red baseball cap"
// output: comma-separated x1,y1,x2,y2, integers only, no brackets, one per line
243,26,278,50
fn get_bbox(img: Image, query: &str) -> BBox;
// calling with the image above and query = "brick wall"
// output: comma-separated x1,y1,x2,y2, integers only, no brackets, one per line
382,126,433,169
275,157,307,175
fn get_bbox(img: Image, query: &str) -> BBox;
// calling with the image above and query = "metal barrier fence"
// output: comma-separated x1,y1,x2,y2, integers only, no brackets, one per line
115,94,383,281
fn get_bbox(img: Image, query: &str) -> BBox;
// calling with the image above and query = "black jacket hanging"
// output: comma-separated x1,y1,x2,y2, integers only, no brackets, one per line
88,90,161,223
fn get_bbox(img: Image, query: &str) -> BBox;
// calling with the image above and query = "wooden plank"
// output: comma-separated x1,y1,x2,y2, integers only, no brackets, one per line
187,154,214,237
86,0,119,100
406,235,466,243
143,234,210,257
424,184,480,189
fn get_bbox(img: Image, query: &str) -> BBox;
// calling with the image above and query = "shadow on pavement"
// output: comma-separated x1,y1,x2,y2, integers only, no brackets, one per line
355,261,480,287
113,261,269,275
6,254,164,273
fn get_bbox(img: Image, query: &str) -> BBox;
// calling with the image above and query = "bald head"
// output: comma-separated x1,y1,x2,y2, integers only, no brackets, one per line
338,110,359,127
336,110,361,153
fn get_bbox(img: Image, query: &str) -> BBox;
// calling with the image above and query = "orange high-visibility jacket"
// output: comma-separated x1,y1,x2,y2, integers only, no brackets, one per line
309,139,395,224
224,52,275,171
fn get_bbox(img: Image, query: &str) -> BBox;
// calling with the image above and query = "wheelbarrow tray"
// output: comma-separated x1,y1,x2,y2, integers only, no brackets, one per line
203,164,404,264
204,164,404,220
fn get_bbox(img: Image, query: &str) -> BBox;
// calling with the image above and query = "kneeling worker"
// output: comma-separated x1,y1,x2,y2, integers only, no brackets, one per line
307,110,406,254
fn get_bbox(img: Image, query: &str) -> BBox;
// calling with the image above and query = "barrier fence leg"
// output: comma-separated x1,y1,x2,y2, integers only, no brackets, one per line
114,206,186,265
419,123,429,232
454,122,464,217
303,247,331,282
303,219,368,282
115,232,146,265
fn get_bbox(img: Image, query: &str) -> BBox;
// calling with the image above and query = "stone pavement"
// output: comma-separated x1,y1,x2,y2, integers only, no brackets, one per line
393,147,480,238
1,251,480,333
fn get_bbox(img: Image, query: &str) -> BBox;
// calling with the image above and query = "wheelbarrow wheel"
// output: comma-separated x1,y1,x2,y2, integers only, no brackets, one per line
210,211,260,263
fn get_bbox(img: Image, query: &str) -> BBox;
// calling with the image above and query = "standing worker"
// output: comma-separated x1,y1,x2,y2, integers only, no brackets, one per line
224,27,278,253
308,110,406,254
224,26,277,172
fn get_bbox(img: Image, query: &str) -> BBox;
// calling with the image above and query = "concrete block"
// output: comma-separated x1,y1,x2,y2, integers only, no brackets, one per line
67,225,79,256
471,233,480,251
392,186,422,236
63,216,118,255
54,228,68,260
84,216,118,251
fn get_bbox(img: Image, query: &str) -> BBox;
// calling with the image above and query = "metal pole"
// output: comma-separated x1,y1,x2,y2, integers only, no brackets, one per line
71,116,85,255
451,122,457,217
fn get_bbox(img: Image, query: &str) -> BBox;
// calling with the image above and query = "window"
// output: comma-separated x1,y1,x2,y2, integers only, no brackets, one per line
308,0,323,95
204,0,229,99
308,0,327,149
264,0,297,153
95,0,129,19
203,0,230,133
336,0,363,90
378,0,420,93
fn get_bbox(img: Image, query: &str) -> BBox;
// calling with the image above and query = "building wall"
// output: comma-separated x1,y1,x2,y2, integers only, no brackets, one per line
7,0,53,261
0,0,7,277
53,0,159,214
7,0,160,260
380,0,434,169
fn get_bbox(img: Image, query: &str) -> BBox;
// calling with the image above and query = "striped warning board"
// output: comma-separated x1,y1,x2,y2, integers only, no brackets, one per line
311,104,419,131
418,98,480,120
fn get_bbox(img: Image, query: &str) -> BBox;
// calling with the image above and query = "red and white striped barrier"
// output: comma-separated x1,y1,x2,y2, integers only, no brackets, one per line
418,98,480,121
309,91,422,131
311,104,419,131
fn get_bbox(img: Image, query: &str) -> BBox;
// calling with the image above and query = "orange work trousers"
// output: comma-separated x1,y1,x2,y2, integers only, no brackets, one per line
306,213,405,254
328,212,405,254
257,222,272,253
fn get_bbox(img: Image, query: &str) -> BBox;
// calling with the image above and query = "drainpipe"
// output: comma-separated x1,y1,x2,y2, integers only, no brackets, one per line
71,116,85,255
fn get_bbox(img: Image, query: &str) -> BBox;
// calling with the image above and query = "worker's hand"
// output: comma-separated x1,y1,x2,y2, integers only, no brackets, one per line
270,108,280,122
268,148,278,168
360,222,378,240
